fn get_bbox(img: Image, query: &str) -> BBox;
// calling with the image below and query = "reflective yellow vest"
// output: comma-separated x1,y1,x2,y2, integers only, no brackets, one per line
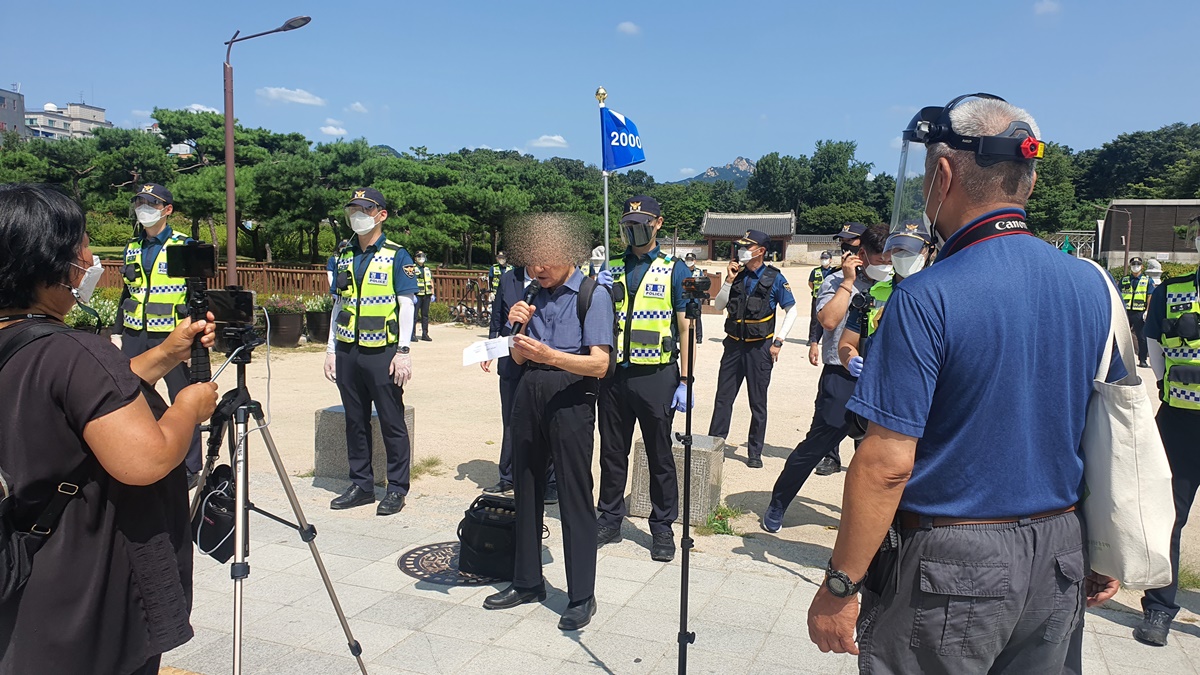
609,252,677,365
1120,275,1150,312
334,239,404,348
811,267,826,298
1160,277,1200,411
415,265,433,296
490,264,511,290
121,231,189,332
865,279,893,338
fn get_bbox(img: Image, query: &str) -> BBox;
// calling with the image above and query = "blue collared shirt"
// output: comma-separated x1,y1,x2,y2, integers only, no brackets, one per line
526,270,614,354
740,264,796,311
347,234,418,296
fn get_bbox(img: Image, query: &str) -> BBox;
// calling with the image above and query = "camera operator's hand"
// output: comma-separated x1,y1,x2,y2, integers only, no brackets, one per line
508,302,534,333
390,352,413,387
596,269,614,289
162,313,217,364
177,382,219,425
324,353,337,383
725,260,740,284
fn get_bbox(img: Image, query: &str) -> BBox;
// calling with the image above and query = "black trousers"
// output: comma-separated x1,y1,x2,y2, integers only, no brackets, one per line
808,296,822,344
597,363,680,535
413,294,432,338
120,329,202,472
1143,404,1200,619
511,368,597,602
708,337,773,460
497,367,556,488
769,364,856,511
1127,310,1148,362
334,342,411,495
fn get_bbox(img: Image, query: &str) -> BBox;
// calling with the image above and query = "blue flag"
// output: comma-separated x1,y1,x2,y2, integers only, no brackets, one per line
600,108,645,172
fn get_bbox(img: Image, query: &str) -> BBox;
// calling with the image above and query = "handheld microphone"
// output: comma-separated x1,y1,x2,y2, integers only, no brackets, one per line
511,282,540,335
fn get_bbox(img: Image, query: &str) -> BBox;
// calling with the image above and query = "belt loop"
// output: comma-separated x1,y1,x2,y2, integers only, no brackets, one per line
1018,517,1032,527
919,515,934,530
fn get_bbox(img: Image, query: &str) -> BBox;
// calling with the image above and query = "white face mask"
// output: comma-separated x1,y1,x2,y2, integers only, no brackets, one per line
63,255,102,304
349,211,377,235
416,257,426,265
891,252,926,278
865,263,893,282
135,204,163,226
1131,265,1143,274
737,247,757,263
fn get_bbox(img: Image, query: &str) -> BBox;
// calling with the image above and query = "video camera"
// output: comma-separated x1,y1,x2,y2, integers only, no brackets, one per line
166,243,260,373
682,275,711,300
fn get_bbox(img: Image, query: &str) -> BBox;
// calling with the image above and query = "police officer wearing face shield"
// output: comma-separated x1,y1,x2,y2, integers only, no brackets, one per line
114,183,203,483
593,196,692,562
322,187,418,517
707,229,799,468
807,94,1121,672
1119,256,1155,368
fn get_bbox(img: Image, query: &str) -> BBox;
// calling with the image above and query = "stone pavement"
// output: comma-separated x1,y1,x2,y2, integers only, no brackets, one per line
164,476,1200,675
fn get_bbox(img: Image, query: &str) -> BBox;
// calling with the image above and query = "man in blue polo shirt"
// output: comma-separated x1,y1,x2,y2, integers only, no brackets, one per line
807,94,1119,673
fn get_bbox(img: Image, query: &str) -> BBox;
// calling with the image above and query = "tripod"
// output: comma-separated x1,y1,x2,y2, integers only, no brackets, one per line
673,296,702,674
190,333,367,675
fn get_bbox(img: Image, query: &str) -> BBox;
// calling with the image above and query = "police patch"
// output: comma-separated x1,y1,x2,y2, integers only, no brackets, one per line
158,261,168,275
403,264,417,278
368,271,389,286
783,283,791,291
644,283,666,298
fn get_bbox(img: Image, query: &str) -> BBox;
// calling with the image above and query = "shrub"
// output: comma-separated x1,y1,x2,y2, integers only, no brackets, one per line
64,296,118,330
429,301,452,324
87,212,135,247
302,294,334,312
259,295,305,314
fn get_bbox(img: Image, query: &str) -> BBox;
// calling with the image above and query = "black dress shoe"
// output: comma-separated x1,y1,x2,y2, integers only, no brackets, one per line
330,485,374,510
421,335,432,342
558,596,596,631
483,481,514,496
814,457,840,476
1133,609,1172,646
544,485,559,505
596,525,622,549
651,532,675,562
483,584,547,610
376,492,405,516
747,457,764,469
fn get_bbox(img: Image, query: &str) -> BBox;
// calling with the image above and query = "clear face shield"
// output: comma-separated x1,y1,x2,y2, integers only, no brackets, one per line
889,136,929,236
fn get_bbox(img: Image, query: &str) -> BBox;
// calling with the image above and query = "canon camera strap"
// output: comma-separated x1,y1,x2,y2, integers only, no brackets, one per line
937,210,1035,262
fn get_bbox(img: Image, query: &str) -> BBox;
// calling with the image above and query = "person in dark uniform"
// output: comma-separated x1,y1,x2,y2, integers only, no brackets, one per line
481,263,557,502
1135,222,1200,646
684,253,704,343
593,196,692,562
112,183,203,485
322,187,418,516
707,229,799,468
411,250,434,342
1119,256,1156,368
488,250,513,303
482,214,613,631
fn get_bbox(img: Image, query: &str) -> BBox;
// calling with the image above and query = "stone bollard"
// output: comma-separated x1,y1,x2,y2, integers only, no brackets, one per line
628,434,725,526
314,405,416,485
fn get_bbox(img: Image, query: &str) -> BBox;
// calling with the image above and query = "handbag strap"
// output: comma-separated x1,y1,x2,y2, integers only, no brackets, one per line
1082,258,1137,382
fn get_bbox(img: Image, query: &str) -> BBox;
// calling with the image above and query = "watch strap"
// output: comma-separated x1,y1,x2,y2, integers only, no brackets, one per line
825,558,864,597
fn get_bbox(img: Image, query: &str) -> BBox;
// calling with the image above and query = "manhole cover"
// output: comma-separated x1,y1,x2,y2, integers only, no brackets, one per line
396,541,497,585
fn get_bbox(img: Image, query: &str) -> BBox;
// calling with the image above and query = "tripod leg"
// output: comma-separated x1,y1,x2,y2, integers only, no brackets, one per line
232,406,251,675
677,306,699,674
249,408,368,674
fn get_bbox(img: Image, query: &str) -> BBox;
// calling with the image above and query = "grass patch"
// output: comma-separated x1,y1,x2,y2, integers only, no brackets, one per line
694,502,745,536
1179,566,1200,591
411,456,444,481
294,469,315,478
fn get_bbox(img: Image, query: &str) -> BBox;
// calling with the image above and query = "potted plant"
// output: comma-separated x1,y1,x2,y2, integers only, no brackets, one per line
304,293,335,344
260,295,306,348
63,296,119,336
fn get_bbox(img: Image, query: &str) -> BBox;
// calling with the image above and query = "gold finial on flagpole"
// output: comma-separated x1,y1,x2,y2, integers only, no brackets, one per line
595,86,607,106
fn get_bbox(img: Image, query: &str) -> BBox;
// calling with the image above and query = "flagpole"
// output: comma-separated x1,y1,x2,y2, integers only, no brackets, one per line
597,86,609,270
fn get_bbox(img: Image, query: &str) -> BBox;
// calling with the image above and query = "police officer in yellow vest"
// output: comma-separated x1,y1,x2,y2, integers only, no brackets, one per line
593,196,691,562
114,183,203,482
322,187,418,516
411,250,434,342
489,251,513,295
1136,219,1200,646
1120,256,1156,368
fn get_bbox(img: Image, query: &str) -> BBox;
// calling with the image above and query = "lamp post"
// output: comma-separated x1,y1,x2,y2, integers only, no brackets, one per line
1099,205,1133,270
223,15,311,286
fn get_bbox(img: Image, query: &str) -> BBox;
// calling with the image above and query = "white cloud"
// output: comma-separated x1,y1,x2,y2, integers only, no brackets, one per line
131,109,151,118
527,134,569,149
325,117,343,126
320,125,347,136
617,21,640,35
1034,0,1061,15
256,87,326,106
347,101,368,114
680,167,696,175
186,103,219,114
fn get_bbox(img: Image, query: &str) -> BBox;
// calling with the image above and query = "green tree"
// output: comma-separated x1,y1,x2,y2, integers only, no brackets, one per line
1026,142,1081,233
797,202,879,234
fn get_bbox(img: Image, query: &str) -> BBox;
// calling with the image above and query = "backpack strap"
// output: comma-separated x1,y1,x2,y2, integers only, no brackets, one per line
576,277,617,378
0,321,74,373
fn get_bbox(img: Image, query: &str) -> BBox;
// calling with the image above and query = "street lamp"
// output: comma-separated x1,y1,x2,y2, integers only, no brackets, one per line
223,15,311,285
1098,204,1133,270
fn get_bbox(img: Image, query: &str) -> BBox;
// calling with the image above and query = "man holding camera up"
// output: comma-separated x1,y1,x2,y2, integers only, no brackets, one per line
322,187,418,517
594,196,691,562
707,229,799,468
114,182,203,484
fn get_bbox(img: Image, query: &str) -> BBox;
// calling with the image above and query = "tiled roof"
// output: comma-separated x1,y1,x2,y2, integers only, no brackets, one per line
701,212,795,237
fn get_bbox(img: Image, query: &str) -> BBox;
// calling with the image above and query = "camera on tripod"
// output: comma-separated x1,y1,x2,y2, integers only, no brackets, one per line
682,275,711,300
166,242,259,364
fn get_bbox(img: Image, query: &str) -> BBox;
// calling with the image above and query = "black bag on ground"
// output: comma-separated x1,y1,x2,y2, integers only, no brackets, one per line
192,464,236,563
457,495,517,580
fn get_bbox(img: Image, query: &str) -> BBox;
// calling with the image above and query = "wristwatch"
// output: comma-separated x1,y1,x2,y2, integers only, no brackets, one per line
398,346,411,355
824,558,864,598
772,339,784,348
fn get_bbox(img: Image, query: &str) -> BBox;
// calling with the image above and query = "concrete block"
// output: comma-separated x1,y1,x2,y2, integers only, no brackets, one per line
628,434,724,526
314,405,415,485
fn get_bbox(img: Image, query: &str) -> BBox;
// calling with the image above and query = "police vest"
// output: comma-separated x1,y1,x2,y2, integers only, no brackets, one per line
490,264,511,290
121,231,189,332
609,253,677,365
333,240,404,348
1159,276,1200,411
724,266,781,342
415,265,433,296
811,267,827,298
865,279,894,338
1120,275,1150,312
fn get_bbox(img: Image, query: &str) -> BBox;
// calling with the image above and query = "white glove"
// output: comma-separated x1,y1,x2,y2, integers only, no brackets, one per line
390,352,413,387
432,294,437,303
324,353,337,383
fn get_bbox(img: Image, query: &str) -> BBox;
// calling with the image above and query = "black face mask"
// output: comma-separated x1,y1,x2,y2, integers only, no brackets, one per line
841,242,860,255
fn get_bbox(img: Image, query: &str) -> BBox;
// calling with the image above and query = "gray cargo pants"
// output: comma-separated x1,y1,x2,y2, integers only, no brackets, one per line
857,509,1087,675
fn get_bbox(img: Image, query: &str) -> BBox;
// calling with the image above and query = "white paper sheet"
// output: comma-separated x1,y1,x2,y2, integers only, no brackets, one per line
462,336,513,366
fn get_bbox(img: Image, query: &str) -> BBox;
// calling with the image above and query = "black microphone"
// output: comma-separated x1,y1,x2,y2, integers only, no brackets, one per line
511,282,540,335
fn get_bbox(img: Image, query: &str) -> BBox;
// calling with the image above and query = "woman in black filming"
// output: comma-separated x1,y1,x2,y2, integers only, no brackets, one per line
0,183,218,675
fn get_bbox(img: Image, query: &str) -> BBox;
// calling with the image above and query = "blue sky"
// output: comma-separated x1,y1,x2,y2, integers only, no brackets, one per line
5,0,1198,181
